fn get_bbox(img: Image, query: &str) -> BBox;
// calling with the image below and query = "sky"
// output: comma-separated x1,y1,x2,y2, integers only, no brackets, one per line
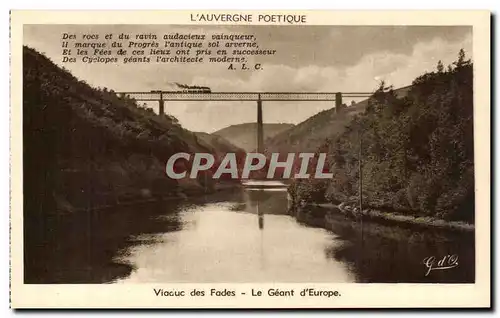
24,25,472,133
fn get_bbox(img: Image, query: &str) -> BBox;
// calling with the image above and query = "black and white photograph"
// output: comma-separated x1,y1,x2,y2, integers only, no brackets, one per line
9,10,491,308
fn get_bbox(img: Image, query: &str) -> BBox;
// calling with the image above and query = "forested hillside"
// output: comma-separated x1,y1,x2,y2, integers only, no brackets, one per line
264,86,411,154
23,46,239,217
289,50,474,223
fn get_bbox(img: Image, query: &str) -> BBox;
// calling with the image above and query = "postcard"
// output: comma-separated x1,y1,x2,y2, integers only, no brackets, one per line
10,10,491,308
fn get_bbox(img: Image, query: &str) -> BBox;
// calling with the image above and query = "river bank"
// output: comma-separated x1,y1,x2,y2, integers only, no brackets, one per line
296,201,474,232
318,203,475,232
54,181,242,214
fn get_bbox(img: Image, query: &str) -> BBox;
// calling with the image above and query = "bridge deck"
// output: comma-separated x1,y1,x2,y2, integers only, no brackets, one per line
116,92,373,101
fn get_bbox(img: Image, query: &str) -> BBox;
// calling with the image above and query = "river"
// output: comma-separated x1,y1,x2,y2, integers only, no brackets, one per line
24,181,474,284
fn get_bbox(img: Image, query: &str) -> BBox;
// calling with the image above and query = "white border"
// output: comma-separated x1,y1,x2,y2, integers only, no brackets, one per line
4,4,496,314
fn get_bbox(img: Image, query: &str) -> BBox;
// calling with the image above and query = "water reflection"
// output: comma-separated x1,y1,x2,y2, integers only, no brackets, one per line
24,200,185,283
25,181,475,283
115,184,355,283
293,206,474,283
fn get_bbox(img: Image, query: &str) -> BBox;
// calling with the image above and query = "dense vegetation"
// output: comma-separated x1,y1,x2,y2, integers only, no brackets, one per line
23,46,241,216
23,46,248,283
289,50,474,223
264,87,411,154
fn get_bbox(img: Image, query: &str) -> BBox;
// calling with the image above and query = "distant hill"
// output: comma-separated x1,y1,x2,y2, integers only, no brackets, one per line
194,132,245,156
264,86,412,154
214,123,295,152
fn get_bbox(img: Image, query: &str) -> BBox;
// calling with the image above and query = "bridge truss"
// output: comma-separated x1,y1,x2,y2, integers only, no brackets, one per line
115,91,375,152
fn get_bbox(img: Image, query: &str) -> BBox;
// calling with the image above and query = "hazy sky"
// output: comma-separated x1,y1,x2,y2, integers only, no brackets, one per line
24,25,472,132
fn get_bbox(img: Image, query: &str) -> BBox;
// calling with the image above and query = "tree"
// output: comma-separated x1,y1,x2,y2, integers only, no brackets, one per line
437,60,444,73
454,48,470,68
295,53,474,221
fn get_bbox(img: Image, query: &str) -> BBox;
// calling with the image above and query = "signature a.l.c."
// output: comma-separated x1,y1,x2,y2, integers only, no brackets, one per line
423,254,459,277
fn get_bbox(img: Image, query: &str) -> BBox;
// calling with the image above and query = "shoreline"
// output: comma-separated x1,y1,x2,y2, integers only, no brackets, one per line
297,202,474,232
55,182,243,214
